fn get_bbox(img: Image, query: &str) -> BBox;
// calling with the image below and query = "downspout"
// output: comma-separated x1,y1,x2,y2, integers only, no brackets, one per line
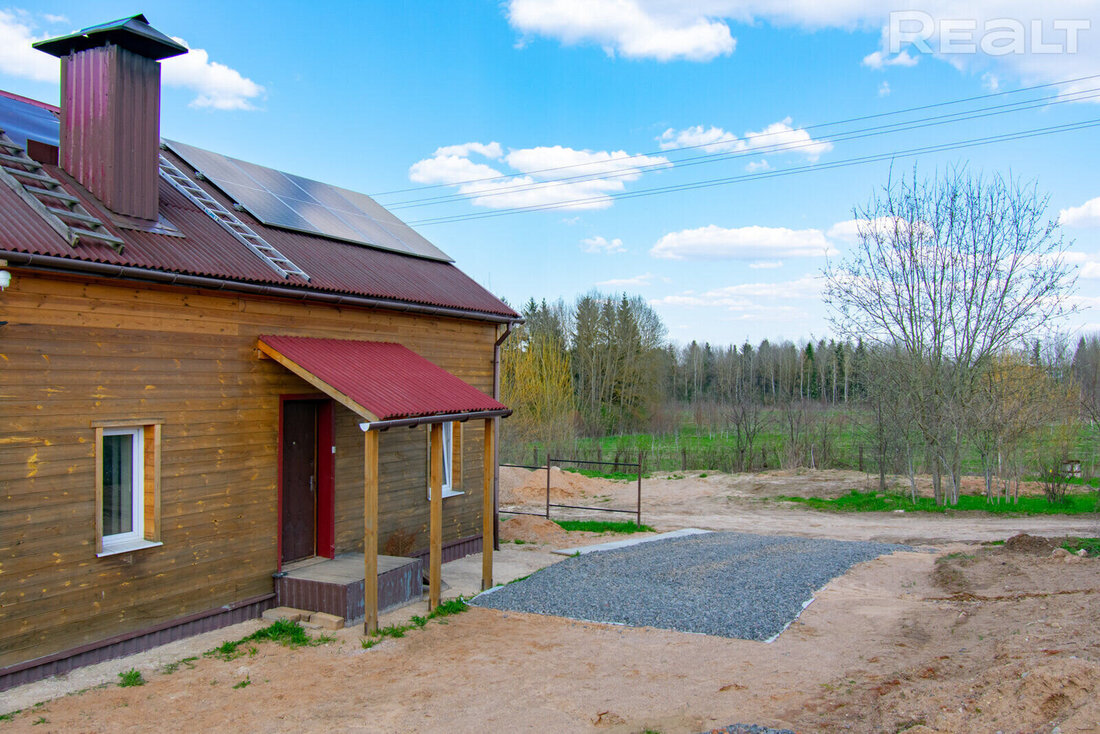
492,322,513,552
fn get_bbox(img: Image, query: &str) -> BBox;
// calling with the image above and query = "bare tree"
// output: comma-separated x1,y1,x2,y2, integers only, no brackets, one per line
825,166,1076,504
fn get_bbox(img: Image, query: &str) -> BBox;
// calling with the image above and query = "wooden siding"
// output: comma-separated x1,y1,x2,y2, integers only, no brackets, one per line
0,270,497,668
333,410,486,557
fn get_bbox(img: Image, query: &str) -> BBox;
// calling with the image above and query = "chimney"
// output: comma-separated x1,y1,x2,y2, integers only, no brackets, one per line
34,15,187,221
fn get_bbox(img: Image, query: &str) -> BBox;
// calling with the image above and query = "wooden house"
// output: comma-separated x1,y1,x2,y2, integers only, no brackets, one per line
0,15,518,690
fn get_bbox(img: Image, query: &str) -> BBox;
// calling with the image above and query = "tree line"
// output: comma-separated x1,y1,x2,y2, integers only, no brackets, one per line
501,167,1091,505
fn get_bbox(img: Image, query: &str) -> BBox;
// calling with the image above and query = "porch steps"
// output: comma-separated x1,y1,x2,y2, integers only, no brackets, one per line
274,554,423,622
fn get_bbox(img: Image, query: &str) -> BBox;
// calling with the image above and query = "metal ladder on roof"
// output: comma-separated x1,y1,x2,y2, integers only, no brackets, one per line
157,152,310,281
0,129,125,252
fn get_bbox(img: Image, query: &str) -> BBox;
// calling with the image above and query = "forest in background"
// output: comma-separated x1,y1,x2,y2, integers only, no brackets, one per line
500,294,1100,498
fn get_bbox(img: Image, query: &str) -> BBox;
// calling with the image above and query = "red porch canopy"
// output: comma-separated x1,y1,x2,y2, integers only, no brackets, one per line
257,335,508,424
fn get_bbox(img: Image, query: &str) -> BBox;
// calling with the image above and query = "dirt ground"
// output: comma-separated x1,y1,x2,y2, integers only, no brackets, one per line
4,469,1098,733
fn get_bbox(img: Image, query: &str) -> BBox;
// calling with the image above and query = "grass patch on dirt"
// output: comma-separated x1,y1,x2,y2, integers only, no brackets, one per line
360,597,470,650
553,519,655,533
1062,537,1100,556
205,620,332,662
562,467,646,481
775,489,1100,515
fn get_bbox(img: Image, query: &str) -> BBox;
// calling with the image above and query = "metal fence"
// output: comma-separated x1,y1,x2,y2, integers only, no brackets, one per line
500,457,643,526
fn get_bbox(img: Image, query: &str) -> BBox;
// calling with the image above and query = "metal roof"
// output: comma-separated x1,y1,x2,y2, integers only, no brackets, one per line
257,335,509,421
0,91,518,320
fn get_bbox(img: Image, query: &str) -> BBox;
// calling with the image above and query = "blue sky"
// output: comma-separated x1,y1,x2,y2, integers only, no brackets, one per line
2,1,1100,347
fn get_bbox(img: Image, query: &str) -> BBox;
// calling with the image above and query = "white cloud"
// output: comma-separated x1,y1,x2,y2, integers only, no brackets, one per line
1082,261,1100,278
434,141,503,159
749,260,783,269
862,49,919,69
582,235,626,254
1060,197,1100,228
507,0,735,62
0,14,263,111
42,14,67,25
163,38,265,110
408,142,670,211
745,159,771,172
650,275,824,313
651,224,835,260
0,10,59,82
503,2,1100,101
658,118,831,162
596,272,653,287
878,80,891,96
826,216,933,243
408,155,504,185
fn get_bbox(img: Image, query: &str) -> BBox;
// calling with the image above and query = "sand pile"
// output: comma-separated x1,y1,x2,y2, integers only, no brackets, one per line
498,515,571,545
500,466,610,504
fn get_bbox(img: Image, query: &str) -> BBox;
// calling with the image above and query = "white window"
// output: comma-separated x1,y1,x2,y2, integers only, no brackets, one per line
427,422,463,499
96,423,162,556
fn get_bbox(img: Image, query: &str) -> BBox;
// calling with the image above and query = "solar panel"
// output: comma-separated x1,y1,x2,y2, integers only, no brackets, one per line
0,94,60,148
164,139,452,262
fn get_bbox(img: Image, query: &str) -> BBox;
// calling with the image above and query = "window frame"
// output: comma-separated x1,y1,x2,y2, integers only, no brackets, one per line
94,420,163,557
426,421,464,500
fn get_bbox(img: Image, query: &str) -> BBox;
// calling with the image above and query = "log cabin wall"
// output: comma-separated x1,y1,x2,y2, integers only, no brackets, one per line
0,269,497,669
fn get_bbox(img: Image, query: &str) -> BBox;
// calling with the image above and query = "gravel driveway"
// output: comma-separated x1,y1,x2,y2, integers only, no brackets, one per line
472,531,910,640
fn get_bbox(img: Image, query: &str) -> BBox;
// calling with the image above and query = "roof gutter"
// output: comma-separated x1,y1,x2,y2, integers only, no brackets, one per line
0,250,523,325
359,408,512,432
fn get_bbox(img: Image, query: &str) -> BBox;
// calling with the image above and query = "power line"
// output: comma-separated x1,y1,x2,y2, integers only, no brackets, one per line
373,72,1100,198
387,86,1100,211
408,117,1100,226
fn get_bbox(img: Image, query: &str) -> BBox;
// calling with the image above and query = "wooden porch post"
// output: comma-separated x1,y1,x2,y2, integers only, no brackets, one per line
363,429,379,634
429,422,443,610
481,417,494,590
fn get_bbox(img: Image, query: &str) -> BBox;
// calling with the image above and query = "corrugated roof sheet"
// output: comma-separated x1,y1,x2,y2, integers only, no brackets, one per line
0,91,518,320
258,335,508,420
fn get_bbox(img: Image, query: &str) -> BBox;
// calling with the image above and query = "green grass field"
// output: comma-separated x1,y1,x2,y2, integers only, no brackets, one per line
775,489,1100,515
510,409,1100,477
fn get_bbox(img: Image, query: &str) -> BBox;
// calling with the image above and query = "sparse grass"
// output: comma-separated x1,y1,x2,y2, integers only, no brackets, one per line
511,538,529,545
205,619,331,661
1062,537,1100,556
775,489,1100,515
562,466,646,481
117,668,144,688
160,656,198,675
232,676,251,690
553,519,655,533
359,597,470,650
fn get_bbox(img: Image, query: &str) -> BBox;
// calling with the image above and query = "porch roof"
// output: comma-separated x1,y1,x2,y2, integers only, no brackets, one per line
257,335,510,425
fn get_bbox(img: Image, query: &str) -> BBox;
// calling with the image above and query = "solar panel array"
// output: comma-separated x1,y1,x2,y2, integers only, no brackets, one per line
0,94,60,148
164,139,451,262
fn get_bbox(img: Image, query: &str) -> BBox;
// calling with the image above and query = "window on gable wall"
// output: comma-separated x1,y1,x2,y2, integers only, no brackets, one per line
426,422,463,499
95,422,163,556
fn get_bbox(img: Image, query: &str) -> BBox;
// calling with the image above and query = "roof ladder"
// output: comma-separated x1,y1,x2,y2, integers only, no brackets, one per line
158,153,310,281
0,129,125,252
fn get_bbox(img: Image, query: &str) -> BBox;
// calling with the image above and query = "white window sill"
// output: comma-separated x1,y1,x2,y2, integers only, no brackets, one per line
441,489,464,499
97,538,163,558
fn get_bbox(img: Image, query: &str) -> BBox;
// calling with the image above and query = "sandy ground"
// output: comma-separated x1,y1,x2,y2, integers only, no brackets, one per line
3,468,1098,733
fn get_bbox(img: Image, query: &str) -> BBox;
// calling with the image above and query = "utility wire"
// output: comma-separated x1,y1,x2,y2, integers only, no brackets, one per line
408,117,1100,226
373,72,1100,198
387,86,1100,210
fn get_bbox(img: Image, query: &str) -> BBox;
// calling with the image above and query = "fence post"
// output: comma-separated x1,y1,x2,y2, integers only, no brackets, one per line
681,447,687,471
545,456,551,519
636,455,642,527
859,445,864,472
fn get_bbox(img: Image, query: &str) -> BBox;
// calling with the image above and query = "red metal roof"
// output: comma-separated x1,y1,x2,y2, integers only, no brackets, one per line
258,335,508,421
0,92,518,321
